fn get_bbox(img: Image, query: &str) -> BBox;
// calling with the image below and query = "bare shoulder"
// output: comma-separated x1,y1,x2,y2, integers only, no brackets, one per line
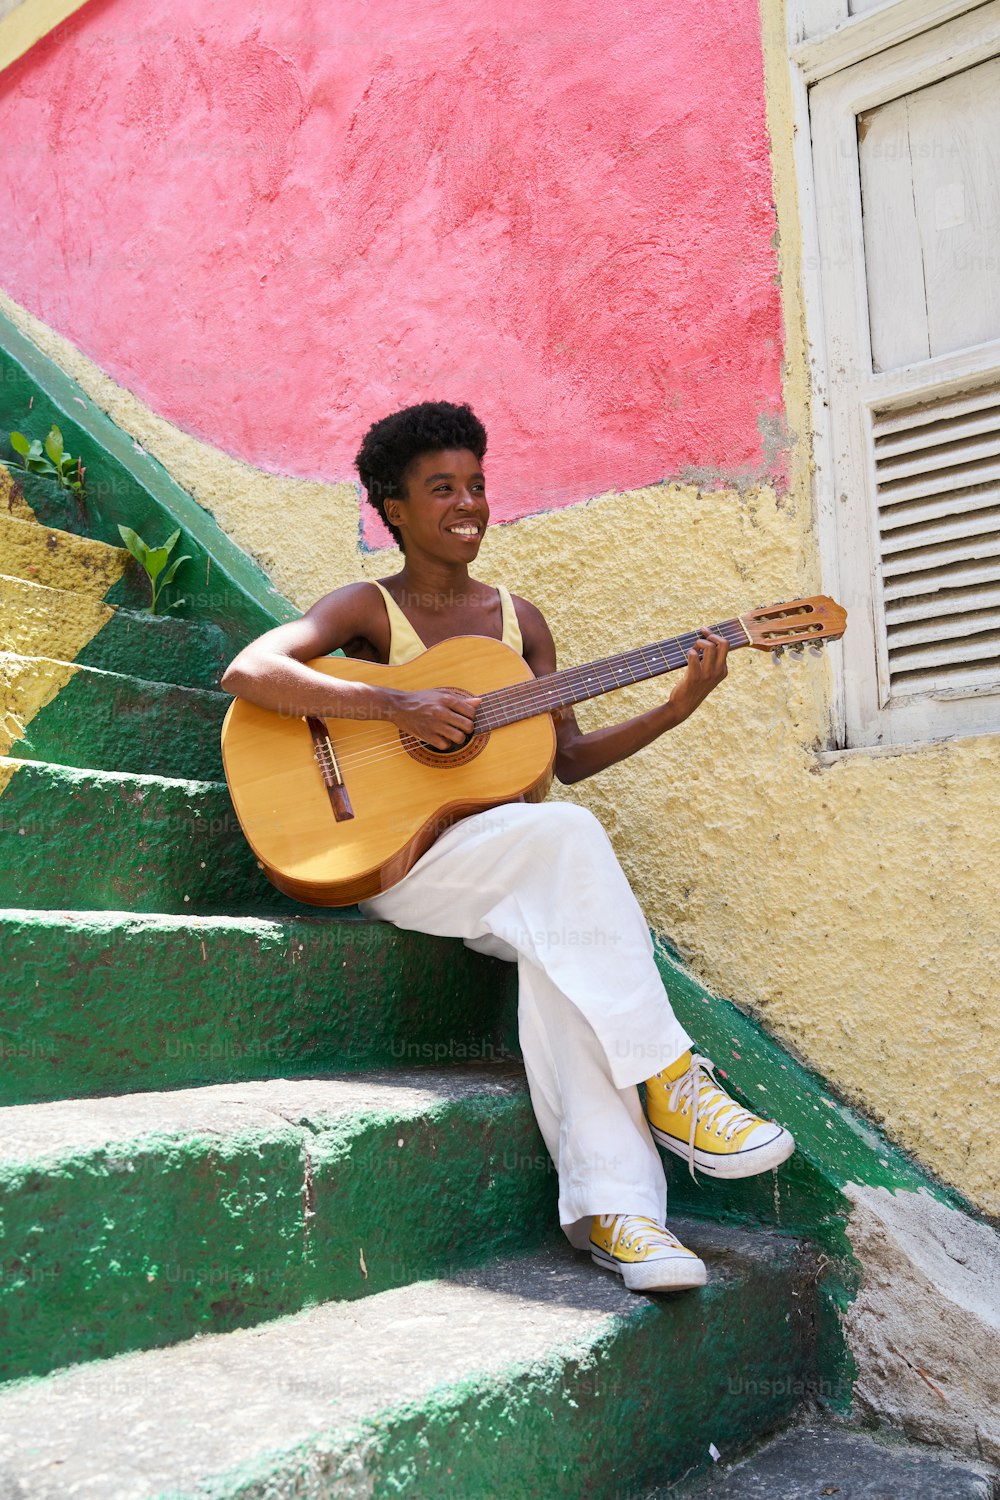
509,592,558,674
305,579,383,629
305,579,390,659
231,579,390,664
508,591,549,638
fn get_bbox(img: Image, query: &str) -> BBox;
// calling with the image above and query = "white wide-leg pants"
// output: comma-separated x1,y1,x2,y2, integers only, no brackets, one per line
359,801,693,1249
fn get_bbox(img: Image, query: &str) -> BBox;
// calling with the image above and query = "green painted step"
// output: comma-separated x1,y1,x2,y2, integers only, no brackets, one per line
10,656,228,779
0,1227,819,1499
0,1066,555,1383
1,568,232,690
0,759,283,914
78,606,232,690
0,310,297,642
0,908,519,1107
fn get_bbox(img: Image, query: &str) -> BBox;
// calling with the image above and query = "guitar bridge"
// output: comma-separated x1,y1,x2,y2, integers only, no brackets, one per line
306,717,355,822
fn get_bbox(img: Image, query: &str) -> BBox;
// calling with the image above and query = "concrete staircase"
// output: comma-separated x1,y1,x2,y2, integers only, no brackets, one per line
0,480,830,1496
4,319,991,1494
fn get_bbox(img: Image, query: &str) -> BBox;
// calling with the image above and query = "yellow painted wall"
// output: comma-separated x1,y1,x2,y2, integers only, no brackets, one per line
3,104,999,1231
0,0,90,73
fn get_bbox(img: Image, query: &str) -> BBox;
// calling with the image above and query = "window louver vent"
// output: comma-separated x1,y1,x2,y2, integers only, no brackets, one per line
872,383,1000,697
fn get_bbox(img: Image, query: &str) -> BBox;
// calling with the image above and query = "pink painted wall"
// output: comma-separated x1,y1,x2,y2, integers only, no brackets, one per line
0,0,785,537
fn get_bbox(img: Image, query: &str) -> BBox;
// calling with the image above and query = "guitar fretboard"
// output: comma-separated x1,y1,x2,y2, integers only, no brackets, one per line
472,617,750,732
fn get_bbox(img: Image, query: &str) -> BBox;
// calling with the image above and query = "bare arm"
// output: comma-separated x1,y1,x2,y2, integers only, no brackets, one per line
515,597,729,785
221,583,480,750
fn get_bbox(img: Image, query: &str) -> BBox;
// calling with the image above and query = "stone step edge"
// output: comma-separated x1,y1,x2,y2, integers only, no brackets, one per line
1,567,116,597
0,904,364,930
0,511,120,544
0,1066,530,1168
0,1228,817,1500
1,567,230,642
1,648,230,704
0,1067,553,1385
662,1418,998,1499
0,753,229,795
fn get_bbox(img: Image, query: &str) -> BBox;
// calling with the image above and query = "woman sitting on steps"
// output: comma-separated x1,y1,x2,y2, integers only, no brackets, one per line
220,398,795,1293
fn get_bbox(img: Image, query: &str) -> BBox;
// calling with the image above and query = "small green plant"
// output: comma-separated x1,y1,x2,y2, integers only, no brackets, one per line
8,424,86,499
117,525,192,614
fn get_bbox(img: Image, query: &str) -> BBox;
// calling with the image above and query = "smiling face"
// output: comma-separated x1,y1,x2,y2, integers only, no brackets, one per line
384,448,489,559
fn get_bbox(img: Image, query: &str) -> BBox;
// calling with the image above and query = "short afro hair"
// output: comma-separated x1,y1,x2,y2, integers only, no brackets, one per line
354,400,488,549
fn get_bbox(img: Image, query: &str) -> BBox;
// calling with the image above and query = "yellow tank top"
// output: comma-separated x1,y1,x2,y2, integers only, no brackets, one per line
371,580,524,667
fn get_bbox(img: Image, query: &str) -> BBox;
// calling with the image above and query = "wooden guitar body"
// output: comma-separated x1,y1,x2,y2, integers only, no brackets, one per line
220,635,556,906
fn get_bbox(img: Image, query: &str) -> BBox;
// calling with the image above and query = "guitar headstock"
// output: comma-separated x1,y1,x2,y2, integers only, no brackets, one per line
740,596,847,656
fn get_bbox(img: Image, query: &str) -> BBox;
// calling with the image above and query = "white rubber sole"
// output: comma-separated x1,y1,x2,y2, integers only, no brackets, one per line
591,1246,708,1292
648,1123,796,1179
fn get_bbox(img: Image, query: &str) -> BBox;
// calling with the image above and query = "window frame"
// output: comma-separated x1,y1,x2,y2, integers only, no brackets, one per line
787,0,1000,747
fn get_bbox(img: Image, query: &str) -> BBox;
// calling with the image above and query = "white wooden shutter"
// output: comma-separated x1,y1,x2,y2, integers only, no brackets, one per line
806,2,1000,745
874,384,1000,696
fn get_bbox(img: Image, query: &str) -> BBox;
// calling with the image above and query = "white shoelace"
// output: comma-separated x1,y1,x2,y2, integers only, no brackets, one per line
599,1214,689,1259
662,1053,761,1180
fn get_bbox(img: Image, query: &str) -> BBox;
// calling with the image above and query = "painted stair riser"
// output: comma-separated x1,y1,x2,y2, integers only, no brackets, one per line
0,762,290,913
77,608,232,691
1,570,232,689
0,514,127,598
2,572,120,668
0,488,149,612
0,318,296,639
0,912,519,1106
11,664,227,780
0,1089,553,1383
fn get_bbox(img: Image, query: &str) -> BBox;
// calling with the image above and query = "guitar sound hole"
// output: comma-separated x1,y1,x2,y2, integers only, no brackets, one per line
419,732,472,755
403,728,490,769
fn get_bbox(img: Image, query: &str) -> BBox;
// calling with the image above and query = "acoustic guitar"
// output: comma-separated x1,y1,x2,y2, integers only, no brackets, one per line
221,595,846,906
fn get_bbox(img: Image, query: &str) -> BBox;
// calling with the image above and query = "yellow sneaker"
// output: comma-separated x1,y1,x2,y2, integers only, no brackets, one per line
589,1214,707,1292
646,1050,795,1180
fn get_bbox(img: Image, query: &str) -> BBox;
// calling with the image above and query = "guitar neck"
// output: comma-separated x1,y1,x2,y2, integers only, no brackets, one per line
473,616,751,732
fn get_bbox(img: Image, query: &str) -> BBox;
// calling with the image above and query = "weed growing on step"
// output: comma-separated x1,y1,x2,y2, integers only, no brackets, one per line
7,424,86,500
117,524,192,614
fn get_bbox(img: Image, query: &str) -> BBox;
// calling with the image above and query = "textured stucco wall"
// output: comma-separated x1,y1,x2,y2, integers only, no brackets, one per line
1,0,998,1218
0,0,784,530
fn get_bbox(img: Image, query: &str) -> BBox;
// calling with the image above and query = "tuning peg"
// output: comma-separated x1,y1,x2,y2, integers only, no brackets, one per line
771,647,784,663
808,643,825,657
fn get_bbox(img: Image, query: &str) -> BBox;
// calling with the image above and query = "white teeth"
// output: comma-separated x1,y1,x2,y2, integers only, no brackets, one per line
449,525,479,535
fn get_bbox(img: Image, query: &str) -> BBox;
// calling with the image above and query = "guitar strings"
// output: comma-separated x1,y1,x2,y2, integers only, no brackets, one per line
312,625,750,775
277,622,748,765
301,624,750,779
296,623,744,757
317,631,735,771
